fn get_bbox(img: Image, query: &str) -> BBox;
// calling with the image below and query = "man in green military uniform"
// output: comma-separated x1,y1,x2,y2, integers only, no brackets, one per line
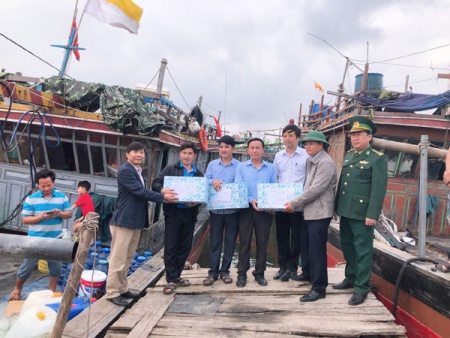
333,116,388,306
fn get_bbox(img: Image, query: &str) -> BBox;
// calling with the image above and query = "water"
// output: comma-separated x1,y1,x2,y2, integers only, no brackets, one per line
197,218,279,269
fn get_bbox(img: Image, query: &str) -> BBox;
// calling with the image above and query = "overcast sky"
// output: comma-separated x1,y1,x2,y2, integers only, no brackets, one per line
1,0,450,138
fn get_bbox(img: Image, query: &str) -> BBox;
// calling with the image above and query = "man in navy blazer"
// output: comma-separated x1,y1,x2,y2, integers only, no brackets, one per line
106,142,177,306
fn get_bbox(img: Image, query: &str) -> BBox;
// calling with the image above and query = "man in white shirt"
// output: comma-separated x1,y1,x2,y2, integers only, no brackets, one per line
273,124,308,281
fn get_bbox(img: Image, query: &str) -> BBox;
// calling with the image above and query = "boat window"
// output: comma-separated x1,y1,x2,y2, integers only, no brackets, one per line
105,134,118,146
75,143,90,174
105,147,119,178
75,131,87,141
397,153,418,179
0,133,19,164
91,145,105,176
428,141,445,181
49,141,76,171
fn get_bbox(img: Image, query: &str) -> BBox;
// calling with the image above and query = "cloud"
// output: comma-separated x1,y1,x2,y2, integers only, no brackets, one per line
1,0,449,137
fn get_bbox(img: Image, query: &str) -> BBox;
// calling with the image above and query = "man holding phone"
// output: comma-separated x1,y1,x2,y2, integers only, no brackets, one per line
9,169,72,301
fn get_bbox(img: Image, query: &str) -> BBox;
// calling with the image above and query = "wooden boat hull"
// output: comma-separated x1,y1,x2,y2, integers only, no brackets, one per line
328,222,449,338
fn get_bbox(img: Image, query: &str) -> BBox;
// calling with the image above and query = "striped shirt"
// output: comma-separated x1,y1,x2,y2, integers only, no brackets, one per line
22,188,71,238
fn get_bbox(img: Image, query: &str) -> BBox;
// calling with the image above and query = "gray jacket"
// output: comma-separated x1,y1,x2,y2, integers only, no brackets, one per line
290,149,337,220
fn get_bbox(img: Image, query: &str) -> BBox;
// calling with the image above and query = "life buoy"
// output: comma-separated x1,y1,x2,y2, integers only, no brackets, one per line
198,126,208,152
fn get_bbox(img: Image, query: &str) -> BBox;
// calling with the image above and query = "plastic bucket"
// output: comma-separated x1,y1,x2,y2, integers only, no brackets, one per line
78,270,106,298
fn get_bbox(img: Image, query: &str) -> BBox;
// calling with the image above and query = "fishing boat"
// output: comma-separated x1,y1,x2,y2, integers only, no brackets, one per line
0,56,220,252
300,66,450,338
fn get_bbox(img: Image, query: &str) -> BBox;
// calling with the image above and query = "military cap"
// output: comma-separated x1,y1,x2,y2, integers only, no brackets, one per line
349,116,377,135
301,130,330,147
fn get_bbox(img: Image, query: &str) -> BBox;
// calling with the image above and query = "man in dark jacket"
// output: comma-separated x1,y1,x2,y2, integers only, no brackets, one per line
106,142,177,307
152,142,204,294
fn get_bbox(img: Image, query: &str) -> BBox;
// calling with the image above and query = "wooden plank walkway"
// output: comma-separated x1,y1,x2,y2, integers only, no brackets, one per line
104,267,406,337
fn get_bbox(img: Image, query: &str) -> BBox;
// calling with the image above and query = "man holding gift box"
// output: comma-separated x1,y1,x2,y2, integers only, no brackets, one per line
273,124,308,282
203,135,241,286
285,131,337,302
152,142,204,294
235,138,277,287
106,142,177,306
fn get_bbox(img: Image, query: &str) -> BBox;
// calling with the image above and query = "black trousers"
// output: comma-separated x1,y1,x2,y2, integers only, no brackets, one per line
208,212,239,277
164,209,196,283
301,217,332,294
275,211,303,271
237,207,273,277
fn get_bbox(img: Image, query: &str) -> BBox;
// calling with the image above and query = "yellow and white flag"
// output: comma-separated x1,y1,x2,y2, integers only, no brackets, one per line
84,0,143,34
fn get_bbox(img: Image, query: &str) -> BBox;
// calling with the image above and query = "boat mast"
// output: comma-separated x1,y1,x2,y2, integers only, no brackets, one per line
50,8,85,77
155,58,168,106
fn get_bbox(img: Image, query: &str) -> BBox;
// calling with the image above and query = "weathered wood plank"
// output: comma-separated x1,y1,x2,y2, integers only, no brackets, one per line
150,326,316,337
62,250,166,338
157,313,406,337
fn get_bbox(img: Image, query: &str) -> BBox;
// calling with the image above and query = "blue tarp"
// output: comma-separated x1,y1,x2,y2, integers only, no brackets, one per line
352,90,450,112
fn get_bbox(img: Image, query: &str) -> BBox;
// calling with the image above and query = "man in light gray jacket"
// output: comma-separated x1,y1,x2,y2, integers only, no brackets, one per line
285,131,337,302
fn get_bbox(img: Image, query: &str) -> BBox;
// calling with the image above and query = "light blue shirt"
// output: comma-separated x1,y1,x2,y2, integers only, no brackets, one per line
22,188,72,238
273,147,308,184
235,160,277,204
205,157,240,214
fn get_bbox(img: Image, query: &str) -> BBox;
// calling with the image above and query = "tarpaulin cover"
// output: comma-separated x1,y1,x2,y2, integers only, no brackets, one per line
42,77,165,136
42,76,106,112
100,86,165,135
352,90,450,112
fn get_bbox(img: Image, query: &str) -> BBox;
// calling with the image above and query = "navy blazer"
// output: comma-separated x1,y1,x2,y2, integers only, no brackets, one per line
110,161,164,229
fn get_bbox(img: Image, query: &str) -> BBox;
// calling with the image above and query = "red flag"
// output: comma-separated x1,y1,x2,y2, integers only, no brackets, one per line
213,116,222,137
71,19,81,61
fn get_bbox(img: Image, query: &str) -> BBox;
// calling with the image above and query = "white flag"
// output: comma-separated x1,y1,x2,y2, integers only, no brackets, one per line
84,0,143,34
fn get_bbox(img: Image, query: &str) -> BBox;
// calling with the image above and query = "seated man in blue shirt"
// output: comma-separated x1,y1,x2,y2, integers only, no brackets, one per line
152,142,204,294
203,135,240,286
235,138,277,287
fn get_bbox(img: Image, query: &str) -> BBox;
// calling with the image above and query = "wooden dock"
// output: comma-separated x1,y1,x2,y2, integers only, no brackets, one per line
63,256,406,337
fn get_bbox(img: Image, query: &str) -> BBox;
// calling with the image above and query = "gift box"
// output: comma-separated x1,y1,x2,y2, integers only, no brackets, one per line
257,183,303,210
207,182,249,210
163,176,208,203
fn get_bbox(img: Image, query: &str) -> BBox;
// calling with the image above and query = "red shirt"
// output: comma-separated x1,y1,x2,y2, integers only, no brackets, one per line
75,193,95,216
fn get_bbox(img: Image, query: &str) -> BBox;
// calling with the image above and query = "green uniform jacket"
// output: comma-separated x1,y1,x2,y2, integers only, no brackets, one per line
336,146,388,221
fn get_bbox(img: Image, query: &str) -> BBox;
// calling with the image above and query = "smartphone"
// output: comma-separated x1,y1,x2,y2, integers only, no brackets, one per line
45,211,55,215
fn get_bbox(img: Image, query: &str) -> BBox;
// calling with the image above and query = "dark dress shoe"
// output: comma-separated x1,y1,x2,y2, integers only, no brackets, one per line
348,293,367,306
290,273,310,282
236,275,247,288
273,268,286,280
107,295,131,307
300,290,326,302
121,290,140,299
279,270,293,282
254,275,268,286
332,279,354,290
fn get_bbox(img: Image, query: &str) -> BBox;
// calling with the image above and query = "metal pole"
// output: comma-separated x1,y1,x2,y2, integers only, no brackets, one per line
418,135,429,258
0,234,77,262
155,58,167,106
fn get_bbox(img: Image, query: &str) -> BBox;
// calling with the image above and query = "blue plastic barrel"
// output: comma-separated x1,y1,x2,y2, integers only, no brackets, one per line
354,73,383,97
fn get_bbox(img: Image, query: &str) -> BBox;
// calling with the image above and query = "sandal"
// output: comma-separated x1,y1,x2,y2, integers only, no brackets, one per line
220,274,233,284
435,259,450,273
163,283,177,295
175,277,191,287
203,275,218,286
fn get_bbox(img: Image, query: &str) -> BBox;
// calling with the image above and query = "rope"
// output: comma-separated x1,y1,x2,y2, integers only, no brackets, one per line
0,109,60,226
166,66,191,109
